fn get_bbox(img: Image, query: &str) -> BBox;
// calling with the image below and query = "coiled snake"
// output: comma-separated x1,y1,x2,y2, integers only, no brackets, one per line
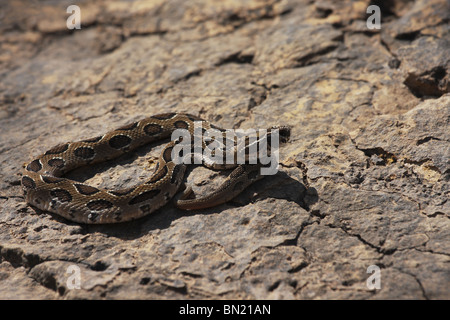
21,113,290,224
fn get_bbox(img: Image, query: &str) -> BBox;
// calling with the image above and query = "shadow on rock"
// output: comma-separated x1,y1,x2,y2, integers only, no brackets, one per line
72,170,319,240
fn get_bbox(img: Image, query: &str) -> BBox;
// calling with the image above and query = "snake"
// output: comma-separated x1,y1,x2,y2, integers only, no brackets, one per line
21,113,290,224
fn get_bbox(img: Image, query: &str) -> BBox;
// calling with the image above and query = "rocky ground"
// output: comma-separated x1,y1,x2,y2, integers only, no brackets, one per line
0,0,448,299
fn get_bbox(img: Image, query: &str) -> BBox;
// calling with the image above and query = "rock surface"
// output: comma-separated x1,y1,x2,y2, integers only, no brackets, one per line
0,0,449,299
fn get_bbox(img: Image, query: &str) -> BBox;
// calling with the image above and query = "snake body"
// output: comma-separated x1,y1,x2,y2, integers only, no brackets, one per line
21,113,290,224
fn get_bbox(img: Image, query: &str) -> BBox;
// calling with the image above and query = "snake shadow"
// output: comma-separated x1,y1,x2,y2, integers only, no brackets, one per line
79,168,319,240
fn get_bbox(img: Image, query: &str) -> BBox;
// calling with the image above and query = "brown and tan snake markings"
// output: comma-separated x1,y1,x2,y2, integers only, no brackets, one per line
47,158,65,168
26,159,42,172
143,123,163,136
73,146,95,159
21,113,290,224
163,146,174,162
108,134,132,149
174,120,190,129
128,189,161,205
50,189,72,203
87,199,115,211
45,143,69,155
146,165,168,184
21,176,36,189
41,175,64,184
74,184,100,195
108,187,136,197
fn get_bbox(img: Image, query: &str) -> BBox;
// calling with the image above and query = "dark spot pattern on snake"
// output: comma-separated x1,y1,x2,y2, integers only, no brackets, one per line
174,120,189,129
108,187,136,197
74,146,95,159
21,176,36,189
50,189,73,202
26,159,42,172
144,123,163,136
128,189,161,205
87,199,114,211
74,184,100,195
42,175,64,184
163,146,173,162
47,158,65,168
45,143,69,155
108,134,132,149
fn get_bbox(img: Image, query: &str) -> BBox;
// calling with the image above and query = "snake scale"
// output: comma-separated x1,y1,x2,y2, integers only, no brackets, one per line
21,113,290,224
